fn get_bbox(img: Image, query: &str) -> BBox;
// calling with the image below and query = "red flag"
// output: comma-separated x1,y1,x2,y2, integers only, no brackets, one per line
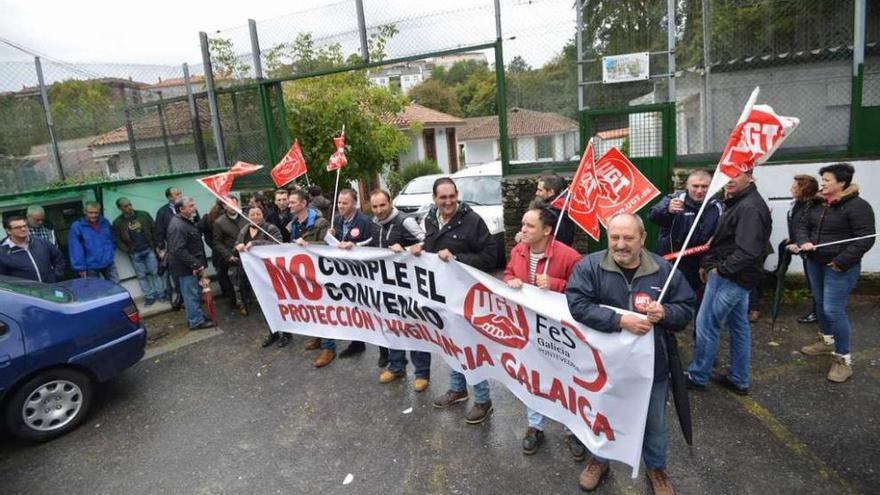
564,140,602,241
718,105,799,179
271,140,308,187
326,132,347,172
593,147,661,226
196,161,263,198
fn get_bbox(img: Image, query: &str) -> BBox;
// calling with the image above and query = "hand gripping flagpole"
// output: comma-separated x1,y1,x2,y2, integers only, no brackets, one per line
329,125,345,231
656,87,760,304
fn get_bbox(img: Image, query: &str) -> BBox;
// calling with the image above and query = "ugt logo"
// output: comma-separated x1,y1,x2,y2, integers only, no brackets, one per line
463,283,530,349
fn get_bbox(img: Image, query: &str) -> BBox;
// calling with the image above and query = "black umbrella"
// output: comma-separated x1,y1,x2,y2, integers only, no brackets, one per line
664,331,693,447
770,240,794,331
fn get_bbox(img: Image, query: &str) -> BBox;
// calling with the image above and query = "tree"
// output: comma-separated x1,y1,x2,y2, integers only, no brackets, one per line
48,80,119,139
507,40,578,118
507,56,531,75
407,79,461,116
208,37,252,80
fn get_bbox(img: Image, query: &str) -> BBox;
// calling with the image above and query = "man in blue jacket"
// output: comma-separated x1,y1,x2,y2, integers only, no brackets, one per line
68,202,118,282
0,216,65,282
566,213,694,495
648,169,721,293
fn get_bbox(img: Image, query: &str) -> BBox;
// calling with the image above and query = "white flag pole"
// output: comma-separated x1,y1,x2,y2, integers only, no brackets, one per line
329,124,345,231
199,185,284,245
812,233,880,249
656,87,760,303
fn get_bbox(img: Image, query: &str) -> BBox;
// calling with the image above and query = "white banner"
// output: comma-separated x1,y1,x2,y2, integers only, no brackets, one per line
242,244,654,476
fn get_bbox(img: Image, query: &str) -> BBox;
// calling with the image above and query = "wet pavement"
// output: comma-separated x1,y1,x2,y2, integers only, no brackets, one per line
1,295,878,494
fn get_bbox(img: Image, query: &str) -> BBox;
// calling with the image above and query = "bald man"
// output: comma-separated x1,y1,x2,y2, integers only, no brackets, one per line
565,213,695,495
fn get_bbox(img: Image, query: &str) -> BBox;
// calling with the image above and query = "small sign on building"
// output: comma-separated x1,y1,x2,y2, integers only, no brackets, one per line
602,52,650,84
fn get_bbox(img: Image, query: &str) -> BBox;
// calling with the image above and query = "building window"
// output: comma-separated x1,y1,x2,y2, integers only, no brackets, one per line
536,135,554,160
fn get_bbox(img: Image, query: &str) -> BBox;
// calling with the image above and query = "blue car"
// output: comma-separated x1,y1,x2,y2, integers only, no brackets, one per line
0,275,146,441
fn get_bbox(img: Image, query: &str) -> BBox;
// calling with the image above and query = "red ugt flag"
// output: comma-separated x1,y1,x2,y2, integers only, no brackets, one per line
594,147,661,226
326,132,347,172
718,105,799,179
197,161,263,198
271,140,308,187
561,140,602,241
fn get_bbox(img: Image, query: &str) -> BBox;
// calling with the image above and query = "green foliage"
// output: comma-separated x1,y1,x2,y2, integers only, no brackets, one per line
264,25,397,78
407,79,461,116
507,56,531,75
208,37,252,80
506,41,578,118
0,96,45,155
384,165,405,197
47,80,120,139
400,159,441,184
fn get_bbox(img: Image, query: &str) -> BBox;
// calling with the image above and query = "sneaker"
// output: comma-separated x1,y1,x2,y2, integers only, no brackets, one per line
413,378,430,393
190,319,216,330
827,355,853,383
797,312,818,324
314,349,335,368
710,372,749,395
801,337,834,356
522,427,545,455
578,458,609,491
379,370,404,384
304,337,321,350
565,434,587,462
646,468,675,495
432,390,468,409
144,297,156,306
685,373,706,391
465,401,494,424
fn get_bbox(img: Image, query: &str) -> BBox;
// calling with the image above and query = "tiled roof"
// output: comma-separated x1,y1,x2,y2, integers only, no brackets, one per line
458,108,578,141
597,128,628,140
91,100,211,147
387,103,465,128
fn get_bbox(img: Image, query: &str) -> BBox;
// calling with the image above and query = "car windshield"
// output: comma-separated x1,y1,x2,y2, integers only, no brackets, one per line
0,276,72,303
401,175,437,195
454,176,502,206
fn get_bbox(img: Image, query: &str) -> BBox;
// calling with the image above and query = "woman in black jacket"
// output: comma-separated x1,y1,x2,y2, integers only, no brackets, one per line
235,206,284,346
794,163,876,383
783,174,821,323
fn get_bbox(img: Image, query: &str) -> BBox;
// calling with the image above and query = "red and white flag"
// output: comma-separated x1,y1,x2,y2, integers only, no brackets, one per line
718,104,799,179
594,147,661,226
561,140,602,241
271,140,308,187
326,131,347,172
196,161,263,198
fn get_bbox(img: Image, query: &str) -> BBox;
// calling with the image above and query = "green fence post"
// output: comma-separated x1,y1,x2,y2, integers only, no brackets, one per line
274,82,290,153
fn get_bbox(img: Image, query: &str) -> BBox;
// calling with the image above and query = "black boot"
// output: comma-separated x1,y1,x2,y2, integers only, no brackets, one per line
339,341,366,358
261,332,279,348
277,333,292,348
377,346,389,368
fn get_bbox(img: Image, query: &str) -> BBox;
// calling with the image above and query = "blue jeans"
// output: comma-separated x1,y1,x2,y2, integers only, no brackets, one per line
321,339,336,351
688,271,751,389
388,349,431,379
179,274,207,328
805,260,860,355
130,249,165,300
526,408,572,434
87,264,119,283
449,371,490,404
593,379,669,469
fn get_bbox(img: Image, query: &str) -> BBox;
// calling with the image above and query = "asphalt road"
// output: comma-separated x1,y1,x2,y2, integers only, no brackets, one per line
1,296,878,494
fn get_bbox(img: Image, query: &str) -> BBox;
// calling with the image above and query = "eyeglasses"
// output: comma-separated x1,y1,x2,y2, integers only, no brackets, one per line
9,225,28,230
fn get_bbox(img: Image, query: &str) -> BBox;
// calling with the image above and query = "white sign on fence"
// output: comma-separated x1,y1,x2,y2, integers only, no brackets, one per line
602,52,650,84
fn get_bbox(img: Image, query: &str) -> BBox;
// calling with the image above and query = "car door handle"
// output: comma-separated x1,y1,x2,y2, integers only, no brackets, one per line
0,355,10,368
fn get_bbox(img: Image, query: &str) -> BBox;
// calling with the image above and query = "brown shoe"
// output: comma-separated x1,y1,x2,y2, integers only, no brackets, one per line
748,310,760,322
304,337,321,350
379,370,404,384
578,458,609,491
314,349,335,368
432,390,468,409
646,468,675,495
827,355,853,383
413,378,430,392
801,337,834,356
238,304,248,316
465,401,493,424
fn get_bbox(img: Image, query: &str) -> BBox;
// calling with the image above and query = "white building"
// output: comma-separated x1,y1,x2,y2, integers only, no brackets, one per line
389,103,466,174
458,108,579,166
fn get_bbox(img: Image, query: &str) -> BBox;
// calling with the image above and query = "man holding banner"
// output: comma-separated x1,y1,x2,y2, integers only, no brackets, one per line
411,177,498,424
566,213,694,494
687,170,771,395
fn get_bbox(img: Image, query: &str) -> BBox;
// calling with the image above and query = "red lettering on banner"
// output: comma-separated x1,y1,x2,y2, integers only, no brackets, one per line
263,255,321,301
463,346,476,370
474,344,494,368
592,413,615,440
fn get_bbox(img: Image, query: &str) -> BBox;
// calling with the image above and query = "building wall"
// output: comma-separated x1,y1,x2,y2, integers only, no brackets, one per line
398,134,424,168
463,139,496,166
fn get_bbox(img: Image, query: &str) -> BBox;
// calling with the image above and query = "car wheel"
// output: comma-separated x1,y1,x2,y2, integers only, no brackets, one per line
4,368,93,442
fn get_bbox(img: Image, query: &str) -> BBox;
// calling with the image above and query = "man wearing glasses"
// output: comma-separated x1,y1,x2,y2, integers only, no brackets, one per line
0,216,66,283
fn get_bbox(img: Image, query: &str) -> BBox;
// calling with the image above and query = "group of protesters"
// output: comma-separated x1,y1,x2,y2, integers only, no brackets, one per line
0,160,874,493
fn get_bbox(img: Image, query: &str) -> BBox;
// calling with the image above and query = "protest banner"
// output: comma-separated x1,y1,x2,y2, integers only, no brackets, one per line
241,243,655,476
271,140,309,188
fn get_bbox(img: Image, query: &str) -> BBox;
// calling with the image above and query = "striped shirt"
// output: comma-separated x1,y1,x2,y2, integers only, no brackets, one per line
528,250,543,284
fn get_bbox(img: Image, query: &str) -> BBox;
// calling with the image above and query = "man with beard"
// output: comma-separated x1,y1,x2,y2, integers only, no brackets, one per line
267,189,292,242
411,177,497,424
167,196,215,330
566,213,694,494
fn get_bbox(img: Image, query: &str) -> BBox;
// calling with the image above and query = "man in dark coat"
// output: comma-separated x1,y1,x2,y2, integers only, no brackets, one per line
212,196,249,314
0,216,65,283
167,196,215,330
648,169,722,293
113,197,165,305
687,170,771,395
266,189,292,242
308,185,333,220
156,187,182,308
565,213,694,494
411,177,497,424
533,172,575,246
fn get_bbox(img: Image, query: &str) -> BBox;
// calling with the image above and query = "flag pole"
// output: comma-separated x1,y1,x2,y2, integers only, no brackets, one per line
656,87,760,304
200,187,284,245
329,124,345,230
812,233,880,249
